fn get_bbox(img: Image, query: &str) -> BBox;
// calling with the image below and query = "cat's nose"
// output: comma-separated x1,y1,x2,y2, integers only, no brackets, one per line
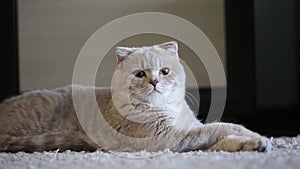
149,79,159,87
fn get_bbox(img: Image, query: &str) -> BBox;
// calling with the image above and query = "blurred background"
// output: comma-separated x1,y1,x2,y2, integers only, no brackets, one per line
0,0,299,136
17,0,225,90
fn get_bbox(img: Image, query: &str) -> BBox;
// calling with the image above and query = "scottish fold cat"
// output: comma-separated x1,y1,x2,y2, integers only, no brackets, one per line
0,41,271,152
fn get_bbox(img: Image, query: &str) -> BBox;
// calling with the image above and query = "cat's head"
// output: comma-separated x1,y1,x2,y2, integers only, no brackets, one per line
112,41,185,109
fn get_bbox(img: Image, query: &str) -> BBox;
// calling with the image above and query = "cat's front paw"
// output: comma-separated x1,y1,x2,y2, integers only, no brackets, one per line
209,135,272,152
242,136,272,152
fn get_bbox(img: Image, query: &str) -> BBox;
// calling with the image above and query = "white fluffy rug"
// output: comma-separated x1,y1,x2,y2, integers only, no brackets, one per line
1,136,299,169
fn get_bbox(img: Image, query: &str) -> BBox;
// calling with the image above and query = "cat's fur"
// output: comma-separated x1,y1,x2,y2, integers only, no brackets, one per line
0,41,271,153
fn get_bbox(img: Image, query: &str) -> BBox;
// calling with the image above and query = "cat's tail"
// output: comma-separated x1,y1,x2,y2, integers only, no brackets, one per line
0,132,99,153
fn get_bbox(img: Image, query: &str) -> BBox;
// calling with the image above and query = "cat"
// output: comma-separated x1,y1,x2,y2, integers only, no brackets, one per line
0,41,271,153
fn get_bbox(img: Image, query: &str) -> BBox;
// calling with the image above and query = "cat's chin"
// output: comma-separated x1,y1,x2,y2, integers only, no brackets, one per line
147,89,167,106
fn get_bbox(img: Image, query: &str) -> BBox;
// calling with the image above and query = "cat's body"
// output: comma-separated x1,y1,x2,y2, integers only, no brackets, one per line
0,42,271,152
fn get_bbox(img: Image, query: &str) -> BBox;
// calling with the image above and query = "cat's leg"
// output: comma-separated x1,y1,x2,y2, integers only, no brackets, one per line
0,132,99,152
173,122,271,152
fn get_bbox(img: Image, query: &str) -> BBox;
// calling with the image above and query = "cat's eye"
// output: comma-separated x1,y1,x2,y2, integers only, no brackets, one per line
134,70,146,78
160,67,170,76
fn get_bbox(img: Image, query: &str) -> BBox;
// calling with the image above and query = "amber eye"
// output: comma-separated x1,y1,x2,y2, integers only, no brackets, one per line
134,70,146,78
160,67,170,75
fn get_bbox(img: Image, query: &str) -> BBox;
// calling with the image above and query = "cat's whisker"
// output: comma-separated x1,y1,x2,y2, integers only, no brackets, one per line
135,87,150,93
185,94,195,106
189,93,200,107
185,92,200,107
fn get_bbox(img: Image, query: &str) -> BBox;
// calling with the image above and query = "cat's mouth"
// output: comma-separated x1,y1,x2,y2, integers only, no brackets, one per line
148,88,162,95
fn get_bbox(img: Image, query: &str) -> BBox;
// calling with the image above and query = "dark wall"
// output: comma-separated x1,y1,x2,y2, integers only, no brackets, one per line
223,0,299,137
0,0,19,102
251,0,299,136
254,0,299,108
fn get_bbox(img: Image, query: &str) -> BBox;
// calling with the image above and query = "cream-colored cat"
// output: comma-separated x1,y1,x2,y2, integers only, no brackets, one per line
0,41,271,152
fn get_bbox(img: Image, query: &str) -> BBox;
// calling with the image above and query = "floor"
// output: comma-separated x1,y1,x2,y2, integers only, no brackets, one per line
1,136,299,169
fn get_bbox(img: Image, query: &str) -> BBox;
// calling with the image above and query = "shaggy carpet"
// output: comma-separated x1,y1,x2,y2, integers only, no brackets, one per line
1,136,299,169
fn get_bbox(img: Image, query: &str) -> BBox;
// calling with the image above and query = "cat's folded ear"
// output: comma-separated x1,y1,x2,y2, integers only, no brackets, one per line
159,41,178,56
115,47,135,64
